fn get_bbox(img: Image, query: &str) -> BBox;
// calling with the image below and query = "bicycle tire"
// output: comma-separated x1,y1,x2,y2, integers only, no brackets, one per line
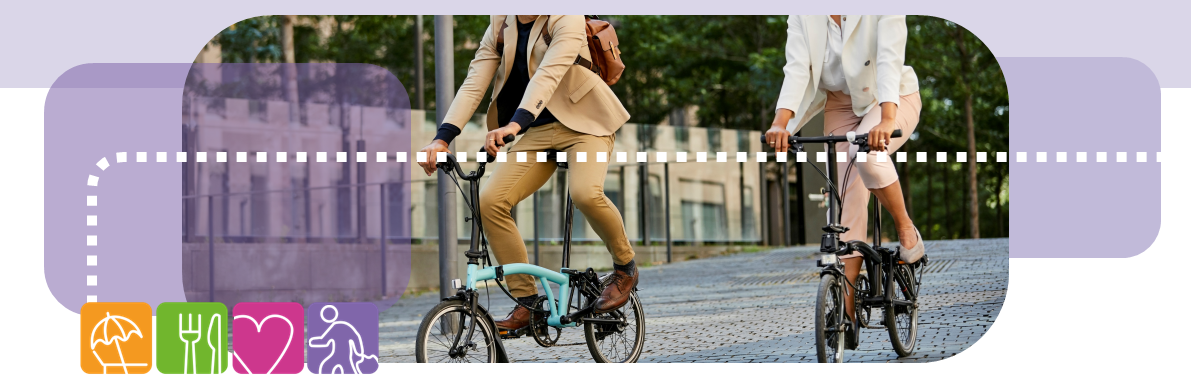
584,292,646,363
815,274,846,363
415,300,498,363
884,265,919,357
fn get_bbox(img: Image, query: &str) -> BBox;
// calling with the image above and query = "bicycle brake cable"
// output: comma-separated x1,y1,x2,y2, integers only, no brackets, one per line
444,170,477,216
805,160,844,212
839,155,858,224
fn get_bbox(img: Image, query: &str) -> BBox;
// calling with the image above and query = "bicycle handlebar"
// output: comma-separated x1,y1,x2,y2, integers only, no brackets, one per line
760,129,902,145
435,134,516,180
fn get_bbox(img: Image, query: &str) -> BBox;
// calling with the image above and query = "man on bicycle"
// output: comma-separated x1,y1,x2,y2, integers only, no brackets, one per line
416,15,638,332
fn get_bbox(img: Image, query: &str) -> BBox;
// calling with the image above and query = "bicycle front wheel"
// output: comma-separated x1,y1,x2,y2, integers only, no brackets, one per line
415,300,498,363
584,292,646,363
815,274,846,363
885,264,919,357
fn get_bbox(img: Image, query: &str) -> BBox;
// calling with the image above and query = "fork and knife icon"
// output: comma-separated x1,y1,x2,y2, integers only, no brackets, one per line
179,313,222,374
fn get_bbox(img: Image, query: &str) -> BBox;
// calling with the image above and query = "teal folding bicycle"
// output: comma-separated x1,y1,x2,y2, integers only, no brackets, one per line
415,136,645,363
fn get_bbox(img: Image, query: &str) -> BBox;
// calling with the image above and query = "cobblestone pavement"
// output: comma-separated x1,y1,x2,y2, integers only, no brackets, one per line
378,238,1007,363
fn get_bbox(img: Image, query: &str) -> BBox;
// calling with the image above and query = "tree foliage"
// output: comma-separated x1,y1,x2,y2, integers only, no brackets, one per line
204,15,1009,239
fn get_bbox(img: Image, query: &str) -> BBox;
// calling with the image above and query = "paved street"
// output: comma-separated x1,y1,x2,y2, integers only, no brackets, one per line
378,238,1007,363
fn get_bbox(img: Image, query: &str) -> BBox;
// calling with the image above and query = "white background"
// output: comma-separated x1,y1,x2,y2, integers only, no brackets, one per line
1,87,1186,375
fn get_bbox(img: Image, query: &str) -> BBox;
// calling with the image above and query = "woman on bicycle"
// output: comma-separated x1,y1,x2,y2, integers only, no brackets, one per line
766,15,925,326
416,15,637,332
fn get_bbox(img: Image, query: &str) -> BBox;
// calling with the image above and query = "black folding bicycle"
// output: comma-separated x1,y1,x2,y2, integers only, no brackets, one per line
763,130,928,363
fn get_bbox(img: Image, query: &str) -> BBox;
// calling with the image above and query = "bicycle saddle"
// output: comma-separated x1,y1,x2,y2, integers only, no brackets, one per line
543,149,568,169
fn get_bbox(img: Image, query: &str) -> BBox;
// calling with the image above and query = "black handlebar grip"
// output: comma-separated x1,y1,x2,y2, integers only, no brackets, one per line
891,129,903,138
478,134,518,163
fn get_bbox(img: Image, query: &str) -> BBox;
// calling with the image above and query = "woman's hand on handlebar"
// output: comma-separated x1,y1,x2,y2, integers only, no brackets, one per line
868,102,899,152
484,123,521,157
765,126,792,152
417,140,451,176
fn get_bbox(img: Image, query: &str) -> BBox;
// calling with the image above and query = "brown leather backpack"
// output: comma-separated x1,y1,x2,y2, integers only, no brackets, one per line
497,16,625,86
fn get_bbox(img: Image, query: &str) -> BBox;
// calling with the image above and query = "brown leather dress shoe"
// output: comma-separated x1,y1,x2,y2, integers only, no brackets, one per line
593,267,638,313
494,305,537,331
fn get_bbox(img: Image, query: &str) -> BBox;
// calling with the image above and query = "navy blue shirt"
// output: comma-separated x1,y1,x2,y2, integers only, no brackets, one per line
435,19,557,144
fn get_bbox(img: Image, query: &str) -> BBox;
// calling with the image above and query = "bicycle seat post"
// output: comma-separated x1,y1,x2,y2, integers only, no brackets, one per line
548,150,574,269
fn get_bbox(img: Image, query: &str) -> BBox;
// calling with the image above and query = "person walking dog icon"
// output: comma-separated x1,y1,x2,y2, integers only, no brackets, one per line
307,304,379,374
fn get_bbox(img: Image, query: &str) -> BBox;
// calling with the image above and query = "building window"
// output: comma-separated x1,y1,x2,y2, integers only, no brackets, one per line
742,186,756,241
208,156,229,237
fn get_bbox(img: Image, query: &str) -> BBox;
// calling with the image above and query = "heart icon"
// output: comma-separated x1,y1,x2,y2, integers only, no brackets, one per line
232,303,304,374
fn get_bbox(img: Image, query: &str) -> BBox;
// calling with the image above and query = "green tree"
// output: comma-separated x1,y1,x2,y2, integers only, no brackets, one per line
904,16,1009,239
202,15,1010,241
606,15,788,129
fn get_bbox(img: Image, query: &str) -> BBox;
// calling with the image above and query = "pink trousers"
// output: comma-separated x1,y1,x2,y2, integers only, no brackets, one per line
822,90,921,256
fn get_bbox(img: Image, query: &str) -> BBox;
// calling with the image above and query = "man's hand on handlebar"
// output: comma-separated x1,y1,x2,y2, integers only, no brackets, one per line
484,123,522,157
418,140,451,176
765,125,792,152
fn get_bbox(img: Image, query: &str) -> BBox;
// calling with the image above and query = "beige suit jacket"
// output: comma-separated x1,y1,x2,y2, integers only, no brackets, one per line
441,15,630,136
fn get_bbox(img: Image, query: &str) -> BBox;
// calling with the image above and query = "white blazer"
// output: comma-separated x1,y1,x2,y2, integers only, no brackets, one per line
774,15,919,133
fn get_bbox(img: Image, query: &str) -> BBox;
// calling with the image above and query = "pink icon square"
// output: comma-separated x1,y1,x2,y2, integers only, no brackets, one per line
232,303,304,374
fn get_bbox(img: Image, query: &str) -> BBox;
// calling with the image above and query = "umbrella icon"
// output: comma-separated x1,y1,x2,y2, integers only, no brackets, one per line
89,312,148,374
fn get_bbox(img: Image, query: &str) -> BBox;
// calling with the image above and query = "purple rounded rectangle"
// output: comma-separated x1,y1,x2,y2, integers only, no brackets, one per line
1004,57,1160,257
44,63,413,313
306,302,380,374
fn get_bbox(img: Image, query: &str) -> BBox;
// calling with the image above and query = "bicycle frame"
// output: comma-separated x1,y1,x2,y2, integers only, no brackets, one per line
785,132,913,309
441,152,591,329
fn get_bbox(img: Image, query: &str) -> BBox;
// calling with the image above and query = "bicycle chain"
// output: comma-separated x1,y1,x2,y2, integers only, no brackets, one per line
529,297,561,347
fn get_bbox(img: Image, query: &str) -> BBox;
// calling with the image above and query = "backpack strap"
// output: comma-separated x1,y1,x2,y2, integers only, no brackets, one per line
501,16,596,75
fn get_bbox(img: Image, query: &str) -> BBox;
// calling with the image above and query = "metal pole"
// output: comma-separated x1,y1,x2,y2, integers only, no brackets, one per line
414,15,425,110
208,195,215,303
759,160,768,246
533,192,539,265
739,161,745,243
380,183,388,297
780,161,791,246
357,140,366,242
434,15,457,301
794,152,806,245
664,163,671,263
640,162,650,247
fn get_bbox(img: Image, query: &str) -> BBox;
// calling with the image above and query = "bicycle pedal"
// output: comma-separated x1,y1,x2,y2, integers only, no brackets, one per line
498,328,523,339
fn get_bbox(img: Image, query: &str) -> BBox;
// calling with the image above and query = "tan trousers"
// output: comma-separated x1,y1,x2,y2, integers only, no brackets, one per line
479,122,635,297
823,91,921,255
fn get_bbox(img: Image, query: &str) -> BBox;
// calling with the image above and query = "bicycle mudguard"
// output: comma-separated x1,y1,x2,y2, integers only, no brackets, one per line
438,294,510,362
471,303,511,363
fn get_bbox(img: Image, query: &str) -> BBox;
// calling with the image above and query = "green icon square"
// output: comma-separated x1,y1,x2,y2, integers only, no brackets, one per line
155,302,229,374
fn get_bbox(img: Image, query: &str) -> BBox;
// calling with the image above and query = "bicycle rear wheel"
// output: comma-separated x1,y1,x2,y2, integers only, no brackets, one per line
815,274,846,363
584,292,645,363
884,265,919,357
415,300,498,363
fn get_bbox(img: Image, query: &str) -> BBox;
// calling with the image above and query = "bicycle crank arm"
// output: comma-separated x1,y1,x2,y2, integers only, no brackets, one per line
580,317,626,326
560,306,597,324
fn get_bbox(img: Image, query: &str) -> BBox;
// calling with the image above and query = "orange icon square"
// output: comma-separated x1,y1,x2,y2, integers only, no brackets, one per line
80,302,153,374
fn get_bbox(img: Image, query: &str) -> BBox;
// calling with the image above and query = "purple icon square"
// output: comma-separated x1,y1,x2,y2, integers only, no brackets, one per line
306,303,380,374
